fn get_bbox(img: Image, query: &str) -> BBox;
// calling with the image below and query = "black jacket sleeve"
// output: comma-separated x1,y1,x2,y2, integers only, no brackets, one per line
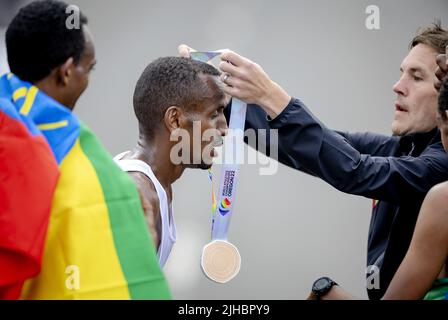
226,98,448,205
335,131,400,157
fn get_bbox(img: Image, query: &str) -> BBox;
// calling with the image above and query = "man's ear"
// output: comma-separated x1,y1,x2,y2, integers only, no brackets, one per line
164,106,186,134
56,57,75,86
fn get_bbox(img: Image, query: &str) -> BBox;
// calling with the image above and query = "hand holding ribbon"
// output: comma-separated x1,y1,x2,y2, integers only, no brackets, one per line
218,50,291,119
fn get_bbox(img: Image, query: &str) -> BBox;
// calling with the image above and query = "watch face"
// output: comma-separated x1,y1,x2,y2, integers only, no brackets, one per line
314,278,330,291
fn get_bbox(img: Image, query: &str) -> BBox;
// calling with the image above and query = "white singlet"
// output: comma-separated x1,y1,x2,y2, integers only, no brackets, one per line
114,152,177,268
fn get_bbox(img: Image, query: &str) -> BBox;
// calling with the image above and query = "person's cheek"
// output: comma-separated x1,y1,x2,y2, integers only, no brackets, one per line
84,75,89,89
82,72,89,90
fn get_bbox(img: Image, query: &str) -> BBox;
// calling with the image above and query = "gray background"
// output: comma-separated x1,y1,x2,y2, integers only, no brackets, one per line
1,0,447,299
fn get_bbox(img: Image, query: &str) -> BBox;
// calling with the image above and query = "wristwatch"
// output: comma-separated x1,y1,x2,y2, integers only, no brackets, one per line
311,277,338,300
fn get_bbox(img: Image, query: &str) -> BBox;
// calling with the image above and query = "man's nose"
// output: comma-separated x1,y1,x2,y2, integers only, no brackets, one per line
218,114,229,136
393,76,408,96
219,126,229,137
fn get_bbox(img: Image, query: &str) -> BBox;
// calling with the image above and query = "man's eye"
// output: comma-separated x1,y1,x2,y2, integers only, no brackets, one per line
211,107,225,119
413,76,423,81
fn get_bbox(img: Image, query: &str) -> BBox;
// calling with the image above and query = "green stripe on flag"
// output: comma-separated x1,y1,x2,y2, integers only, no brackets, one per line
78,123,171,299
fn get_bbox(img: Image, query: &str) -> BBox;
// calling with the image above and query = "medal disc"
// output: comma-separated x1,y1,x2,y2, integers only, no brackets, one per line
201,240,241,283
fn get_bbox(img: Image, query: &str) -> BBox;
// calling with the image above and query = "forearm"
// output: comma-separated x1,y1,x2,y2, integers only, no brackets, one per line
224,100,314,175
218,50,448,202
336,130,400,157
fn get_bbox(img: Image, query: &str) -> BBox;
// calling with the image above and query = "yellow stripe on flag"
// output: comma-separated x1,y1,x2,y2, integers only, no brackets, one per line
20,86,38,116
37,120,69,131
21,139,131,300
12,87,27,102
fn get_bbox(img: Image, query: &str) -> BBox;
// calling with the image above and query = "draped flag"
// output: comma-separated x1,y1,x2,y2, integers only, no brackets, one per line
0,76,59,299
0,74,171,299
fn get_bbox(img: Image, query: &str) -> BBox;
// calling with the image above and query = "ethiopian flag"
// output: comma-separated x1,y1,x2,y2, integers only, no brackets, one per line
0,74,170,299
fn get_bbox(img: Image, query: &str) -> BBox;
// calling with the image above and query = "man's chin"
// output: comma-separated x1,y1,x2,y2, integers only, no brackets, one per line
391,122,406,136
391,128,403,136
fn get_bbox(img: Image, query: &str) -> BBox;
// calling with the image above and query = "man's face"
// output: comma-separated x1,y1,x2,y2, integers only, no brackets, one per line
66,25,96,109
391,44,439,136
183,75,228,169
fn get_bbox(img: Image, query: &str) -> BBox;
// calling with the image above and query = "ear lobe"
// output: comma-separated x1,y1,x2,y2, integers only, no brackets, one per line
164,106,182,133
58,57,75,86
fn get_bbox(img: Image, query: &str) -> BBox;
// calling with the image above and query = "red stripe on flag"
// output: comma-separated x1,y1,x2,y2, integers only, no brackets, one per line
0,110,59,299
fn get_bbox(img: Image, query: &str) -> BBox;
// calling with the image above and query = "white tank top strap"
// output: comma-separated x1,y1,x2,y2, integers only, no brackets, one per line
113,151,177,268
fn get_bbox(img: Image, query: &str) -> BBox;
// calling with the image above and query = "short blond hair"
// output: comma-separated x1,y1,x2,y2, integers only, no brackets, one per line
410,21,448,54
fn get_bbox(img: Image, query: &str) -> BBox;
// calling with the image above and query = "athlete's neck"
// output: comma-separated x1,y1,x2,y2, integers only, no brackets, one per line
127,133,185,190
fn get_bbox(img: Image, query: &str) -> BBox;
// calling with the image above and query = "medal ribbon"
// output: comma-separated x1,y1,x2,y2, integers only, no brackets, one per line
191,50,247,241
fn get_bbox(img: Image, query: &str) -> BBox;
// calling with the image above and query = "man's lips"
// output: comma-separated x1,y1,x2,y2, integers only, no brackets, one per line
395,102,408,112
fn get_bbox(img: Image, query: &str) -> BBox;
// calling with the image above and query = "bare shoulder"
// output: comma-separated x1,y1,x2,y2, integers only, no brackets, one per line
426,181,448,206
421,181,448,220
127,171,160,214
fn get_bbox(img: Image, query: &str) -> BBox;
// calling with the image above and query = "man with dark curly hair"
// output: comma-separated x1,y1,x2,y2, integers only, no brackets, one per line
1,0,170,299
5,0,95,109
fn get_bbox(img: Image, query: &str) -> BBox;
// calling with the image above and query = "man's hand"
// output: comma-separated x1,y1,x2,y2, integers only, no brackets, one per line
218,51,291,118
434,46,447,91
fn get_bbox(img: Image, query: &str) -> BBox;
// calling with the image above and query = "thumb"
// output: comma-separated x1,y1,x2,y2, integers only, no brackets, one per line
178,44,195,58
